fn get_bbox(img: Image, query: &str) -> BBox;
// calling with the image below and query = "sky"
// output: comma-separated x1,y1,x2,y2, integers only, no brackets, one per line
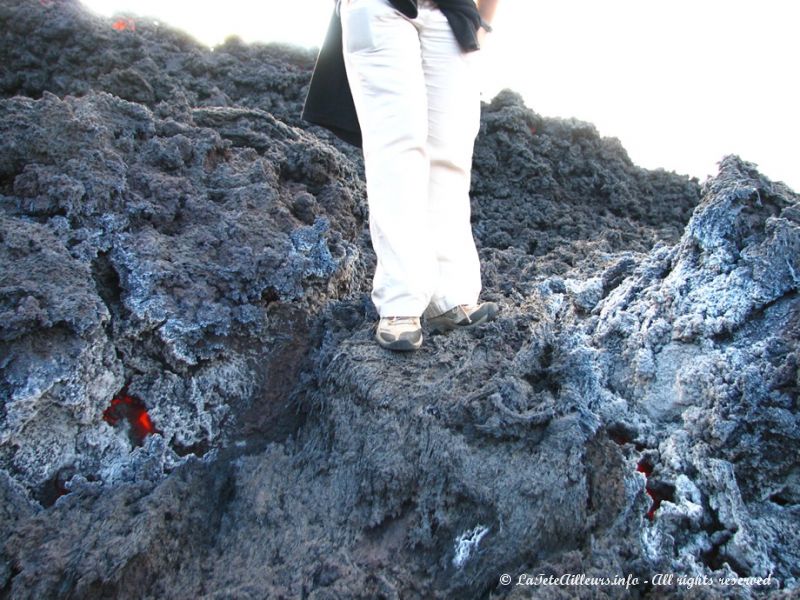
79,1,799,191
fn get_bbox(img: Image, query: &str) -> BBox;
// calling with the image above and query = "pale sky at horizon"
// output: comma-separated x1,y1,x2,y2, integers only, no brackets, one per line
79,0,799,191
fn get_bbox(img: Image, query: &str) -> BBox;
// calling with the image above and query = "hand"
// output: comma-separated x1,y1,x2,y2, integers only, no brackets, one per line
477,26,488,47
476,0,498,46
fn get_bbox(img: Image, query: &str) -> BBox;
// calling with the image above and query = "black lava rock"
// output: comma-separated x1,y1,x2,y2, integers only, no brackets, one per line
1,1,797,598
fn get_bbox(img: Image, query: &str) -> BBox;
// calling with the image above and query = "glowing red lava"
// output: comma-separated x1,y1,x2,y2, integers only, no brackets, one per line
112,18,135,32
103,389,156,444
637,459,663,521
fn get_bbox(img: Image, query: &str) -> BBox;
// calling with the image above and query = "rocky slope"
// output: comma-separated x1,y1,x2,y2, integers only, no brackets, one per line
1,0,797,598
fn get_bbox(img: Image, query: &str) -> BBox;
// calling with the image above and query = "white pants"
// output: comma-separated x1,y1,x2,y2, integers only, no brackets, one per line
341,0,482,318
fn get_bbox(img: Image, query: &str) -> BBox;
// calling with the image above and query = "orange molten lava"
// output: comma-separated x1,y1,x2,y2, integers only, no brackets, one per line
112,18,135,32
103,389,156,443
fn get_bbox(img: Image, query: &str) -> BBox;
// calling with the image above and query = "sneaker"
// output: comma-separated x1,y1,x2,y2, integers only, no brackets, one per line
375,316,423,351
426,302,499,333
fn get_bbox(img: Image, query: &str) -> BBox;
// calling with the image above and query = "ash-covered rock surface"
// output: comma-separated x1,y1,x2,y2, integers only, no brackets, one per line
1,0,798,598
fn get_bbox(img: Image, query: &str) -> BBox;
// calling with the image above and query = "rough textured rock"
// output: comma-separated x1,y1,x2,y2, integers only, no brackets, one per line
0,86,368,500
0,0,315,120
1,0,797,598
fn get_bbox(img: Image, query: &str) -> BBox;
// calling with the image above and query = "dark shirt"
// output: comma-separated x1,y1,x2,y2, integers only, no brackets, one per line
301,0,482,147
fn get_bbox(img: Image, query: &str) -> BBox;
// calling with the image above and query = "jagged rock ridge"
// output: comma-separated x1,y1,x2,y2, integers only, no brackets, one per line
0,0,797,598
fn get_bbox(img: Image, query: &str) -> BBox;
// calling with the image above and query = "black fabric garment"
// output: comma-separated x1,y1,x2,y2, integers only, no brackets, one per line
389,0,481,50
429,0,482,51
301,9,363,146
301,0,482,147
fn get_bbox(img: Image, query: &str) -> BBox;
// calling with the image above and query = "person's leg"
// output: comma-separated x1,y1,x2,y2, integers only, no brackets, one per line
417,0,483,320
341,0,435,319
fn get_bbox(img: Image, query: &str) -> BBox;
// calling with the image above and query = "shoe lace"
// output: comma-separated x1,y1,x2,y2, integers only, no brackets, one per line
454,305,474,324
386,316,418,326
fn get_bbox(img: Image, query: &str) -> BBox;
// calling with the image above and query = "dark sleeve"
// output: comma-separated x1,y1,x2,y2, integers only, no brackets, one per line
301,9,362,147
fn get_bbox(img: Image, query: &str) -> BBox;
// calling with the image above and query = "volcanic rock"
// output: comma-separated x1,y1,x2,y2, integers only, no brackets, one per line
0,0,797,598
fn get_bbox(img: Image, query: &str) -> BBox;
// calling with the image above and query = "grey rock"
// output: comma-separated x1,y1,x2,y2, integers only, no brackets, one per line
0,0,797,598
